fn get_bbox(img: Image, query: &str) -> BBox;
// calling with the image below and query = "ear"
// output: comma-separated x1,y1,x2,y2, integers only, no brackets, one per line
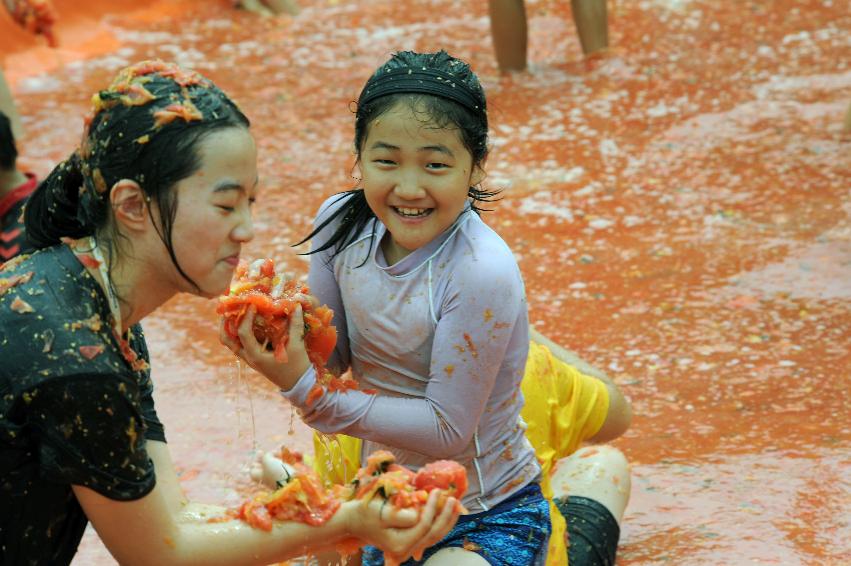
109,179,149,232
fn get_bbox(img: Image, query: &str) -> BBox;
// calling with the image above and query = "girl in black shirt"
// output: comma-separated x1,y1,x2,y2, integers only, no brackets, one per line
0,60,458,566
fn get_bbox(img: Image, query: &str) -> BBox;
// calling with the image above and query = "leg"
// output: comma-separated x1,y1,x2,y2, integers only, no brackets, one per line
235,0,274,16
262,0,300,15
570,0,609,56
551,445,630,523
553,446,629,566
0,69,23,140
488,0,528,72
424,548,491,566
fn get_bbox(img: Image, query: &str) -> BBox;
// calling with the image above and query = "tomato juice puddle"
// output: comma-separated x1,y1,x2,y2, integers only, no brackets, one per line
7,0,849,564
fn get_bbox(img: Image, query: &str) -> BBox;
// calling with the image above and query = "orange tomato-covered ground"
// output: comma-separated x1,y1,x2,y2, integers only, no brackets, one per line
3,0,849,564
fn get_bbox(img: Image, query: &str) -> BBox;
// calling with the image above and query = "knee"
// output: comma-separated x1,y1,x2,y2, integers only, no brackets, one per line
551,445,631,495
573,445,629,471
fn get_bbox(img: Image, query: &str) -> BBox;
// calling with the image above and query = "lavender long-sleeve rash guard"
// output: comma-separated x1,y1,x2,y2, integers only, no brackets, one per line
282,195,541,512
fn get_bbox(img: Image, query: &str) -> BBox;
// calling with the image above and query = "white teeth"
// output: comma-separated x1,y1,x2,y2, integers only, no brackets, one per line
395,207,429,217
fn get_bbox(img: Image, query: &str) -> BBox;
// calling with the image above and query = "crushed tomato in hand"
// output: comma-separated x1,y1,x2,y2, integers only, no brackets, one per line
214,448,466,556
217,258,374,403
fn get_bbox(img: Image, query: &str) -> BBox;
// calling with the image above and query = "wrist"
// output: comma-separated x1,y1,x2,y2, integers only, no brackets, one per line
279,359,311,391
336,500,361,540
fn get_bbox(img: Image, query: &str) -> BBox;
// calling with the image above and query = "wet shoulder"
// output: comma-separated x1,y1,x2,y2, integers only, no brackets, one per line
0,247,137,385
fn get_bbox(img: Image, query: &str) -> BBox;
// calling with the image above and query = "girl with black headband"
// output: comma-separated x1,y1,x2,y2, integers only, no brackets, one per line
0,60,458,566
233,50,631,566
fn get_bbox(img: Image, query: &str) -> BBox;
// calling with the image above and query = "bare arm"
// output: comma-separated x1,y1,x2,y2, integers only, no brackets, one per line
529,326,632,442
75,441,458,566
0,68,23,140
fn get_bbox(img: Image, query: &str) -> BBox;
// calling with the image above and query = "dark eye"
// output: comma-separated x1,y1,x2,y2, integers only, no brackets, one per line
217,205,235,212
427,162,448,170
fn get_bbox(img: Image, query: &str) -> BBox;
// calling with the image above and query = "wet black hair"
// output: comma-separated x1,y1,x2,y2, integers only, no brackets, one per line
296,50,500,261
25,61,250,290
0,111,17,170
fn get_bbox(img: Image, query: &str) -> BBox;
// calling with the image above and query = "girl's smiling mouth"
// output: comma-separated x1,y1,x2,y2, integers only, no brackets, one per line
393,206,432,218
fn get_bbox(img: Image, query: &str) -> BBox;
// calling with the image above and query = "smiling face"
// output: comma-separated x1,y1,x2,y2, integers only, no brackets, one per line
359,100,483,264
165,127,258,297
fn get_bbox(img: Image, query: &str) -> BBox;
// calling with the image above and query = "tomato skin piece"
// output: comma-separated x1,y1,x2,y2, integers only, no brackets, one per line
240,501,273,532
79,344,105,360
413,460,469,499
305,384,324,406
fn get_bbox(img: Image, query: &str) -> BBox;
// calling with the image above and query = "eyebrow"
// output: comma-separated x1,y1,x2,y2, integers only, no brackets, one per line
213,176,260,194
370,142,455,157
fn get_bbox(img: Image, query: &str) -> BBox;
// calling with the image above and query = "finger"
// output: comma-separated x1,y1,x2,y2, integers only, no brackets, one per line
288,304,305,341
417,495,459,556
378,502,418,528
385,490,441,559
218,318,242,353
304,293,320,309
236,306,259,351
284,304,311,366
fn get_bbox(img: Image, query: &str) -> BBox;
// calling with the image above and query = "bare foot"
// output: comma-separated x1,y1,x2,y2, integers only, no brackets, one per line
235,0,299,16
263,0,299,16
235,0,274,16
249,450,297,489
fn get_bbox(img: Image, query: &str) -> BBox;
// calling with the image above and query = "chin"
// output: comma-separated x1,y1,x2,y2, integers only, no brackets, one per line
183,274,231,299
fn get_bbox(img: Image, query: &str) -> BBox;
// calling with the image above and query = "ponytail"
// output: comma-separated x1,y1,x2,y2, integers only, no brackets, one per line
25,152,99,249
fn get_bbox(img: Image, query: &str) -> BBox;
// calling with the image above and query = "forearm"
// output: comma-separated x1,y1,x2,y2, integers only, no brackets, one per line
284,370,470,458
165,507,348,566
90,497,349,566
78,442,349,566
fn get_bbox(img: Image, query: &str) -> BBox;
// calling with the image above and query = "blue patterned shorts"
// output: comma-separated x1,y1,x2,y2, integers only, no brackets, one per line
362,482,550,566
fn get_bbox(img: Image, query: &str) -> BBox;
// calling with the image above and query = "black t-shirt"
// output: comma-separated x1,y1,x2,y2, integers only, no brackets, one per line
0,245,166,566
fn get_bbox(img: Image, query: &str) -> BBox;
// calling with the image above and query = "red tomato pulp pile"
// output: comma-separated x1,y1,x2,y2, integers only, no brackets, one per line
218,449,466,556
217,258,373,404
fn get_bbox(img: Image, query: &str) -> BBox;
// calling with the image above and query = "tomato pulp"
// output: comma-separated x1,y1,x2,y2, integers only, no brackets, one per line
217,258,337,368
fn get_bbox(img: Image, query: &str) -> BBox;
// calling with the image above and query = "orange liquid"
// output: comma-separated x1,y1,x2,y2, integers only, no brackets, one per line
4,0,849,563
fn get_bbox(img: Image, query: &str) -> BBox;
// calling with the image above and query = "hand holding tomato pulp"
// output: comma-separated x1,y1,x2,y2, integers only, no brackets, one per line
217,258,337,368
218,258,375,404
218,448,467,536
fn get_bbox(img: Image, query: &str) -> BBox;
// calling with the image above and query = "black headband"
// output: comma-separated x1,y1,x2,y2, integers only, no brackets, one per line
357,67,485,115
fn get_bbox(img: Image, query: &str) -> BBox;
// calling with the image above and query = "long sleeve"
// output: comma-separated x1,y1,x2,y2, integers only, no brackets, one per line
306,198,352,375
284,254,527,459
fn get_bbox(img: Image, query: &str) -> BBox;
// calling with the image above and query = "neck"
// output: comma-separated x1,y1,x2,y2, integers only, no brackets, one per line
0,168,29,199
110,257,177,332
79,237,177,333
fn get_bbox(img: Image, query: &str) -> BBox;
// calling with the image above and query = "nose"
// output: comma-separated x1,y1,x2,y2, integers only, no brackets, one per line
393,169,426,200
232,206,255,243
